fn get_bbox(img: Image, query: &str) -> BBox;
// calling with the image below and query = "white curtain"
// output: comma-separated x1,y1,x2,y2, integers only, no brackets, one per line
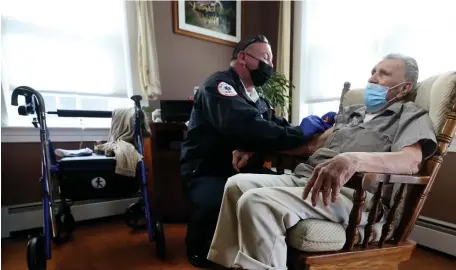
292,0,456,124
276,0,292,119
135,0,162,100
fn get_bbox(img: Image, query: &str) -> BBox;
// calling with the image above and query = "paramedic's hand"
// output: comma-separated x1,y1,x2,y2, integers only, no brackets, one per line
232,150,253,172
321,111,337,126
299,115,331,137
303,153,358,207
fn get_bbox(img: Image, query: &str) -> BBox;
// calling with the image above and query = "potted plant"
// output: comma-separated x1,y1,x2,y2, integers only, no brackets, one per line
142,105,153,120
255,71,294,118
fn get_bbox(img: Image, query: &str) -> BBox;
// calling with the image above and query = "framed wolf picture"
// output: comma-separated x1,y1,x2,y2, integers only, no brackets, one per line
172,1,243,47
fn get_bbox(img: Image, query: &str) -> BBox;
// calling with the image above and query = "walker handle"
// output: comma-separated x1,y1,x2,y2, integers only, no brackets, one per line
130,95,142,109
11,86,34,106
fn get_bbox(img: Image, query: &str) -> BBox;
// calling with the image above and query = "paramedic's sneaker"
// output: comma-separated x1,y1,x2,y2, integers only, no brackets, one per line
187,253,214,268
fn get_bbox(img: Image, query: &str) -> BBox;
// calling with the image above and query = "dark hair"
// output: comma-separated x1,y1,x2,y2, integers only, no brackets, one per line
231,34,269,60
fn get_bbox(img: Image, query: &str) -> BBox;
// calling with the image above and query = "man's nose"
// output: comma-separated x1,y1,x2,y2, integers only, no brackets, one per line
368,74,378,84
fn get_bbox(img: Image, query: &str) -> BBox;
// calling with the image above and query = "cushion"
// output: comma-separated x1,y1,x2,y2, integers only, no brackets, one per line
287,218,395,252
287,71,456,253
416,71,456,133
287,219,346,252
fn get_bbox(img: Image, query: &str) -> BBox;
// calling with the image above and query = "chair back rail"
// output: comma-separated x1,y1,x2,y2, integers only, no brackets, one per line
395,103,456,243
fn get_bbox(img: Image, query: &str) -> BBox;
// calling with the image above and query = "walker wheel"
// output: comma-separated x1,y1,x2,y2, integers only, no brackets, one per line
27,235,46,270
124,200,146,230
53,208,75,245
154,221,166,260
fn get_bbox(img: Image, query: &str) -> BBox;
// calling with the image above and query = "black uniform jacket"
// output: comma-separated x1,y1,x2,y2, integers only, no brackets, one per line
180,68,309,178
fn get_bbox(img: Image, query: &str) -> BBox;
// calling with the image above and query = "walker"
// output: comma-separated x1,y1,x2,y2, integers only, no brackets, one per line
10,86,166,270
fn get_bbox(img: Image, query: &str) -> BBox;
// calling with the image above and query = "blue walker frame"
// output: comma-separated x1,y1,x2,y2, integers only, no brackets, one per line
11,86,165,269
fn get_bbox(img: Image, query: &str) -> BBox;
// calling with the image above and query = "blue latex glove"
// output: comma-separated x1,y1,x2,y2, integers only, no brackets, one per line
321,111,337,126
299,115,331,138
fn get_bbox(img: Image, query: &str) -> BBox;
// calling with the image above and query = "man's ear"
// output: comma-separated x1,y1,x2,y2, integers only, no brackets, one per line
397,82,413,98
238,51,247,65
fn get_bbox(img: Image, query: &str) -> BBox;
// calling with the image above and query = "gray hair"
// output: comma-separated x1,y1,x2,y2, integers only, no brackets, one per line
383,53,419,87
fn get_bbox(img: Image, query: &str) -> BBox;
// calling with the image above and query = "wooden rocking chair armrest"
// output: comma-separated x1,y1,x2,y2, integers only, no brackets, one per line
361,172,430,189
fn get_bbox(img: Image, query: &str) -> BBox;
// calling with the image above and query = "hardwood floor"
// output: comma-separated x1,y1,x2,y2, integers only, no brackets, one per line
2,217,455,269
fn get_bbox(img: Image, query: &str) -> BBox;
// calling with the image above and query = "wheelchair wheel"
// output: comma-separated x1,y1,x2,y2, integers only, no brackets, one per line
154,221,166,260
53,206,75,245
27,235,46,270
124,199,146,230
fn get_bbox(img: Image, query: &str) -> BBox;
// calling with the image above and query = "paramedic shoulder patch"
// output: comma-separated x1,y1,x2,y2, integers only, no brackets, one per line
217,82,238,97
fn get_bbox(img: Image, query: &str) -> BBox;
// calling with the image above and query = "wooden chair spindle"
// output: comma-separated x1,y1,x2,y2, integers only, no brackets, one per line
343,187,366,251
379,183,406,247
362,182,384,248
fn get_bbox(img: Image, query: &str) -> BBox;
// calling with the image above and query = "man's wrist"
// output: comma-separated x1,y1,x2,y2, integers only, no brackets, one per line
237,150,254,157
306,139,315,154
341,152,362,171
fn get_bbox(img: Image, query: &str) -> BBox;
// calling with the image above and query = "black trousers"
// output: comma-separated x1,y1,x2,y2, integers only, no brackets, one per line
183,167,276,256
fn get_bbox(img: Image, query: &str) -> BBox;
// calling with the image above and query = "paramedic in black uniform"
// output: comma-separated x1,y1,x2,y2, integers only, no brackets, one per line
180,35,333,268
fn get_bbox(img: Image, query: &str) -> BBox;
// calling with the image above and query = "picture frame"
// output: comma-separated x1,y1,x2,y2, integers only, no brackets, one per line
172,0,243,47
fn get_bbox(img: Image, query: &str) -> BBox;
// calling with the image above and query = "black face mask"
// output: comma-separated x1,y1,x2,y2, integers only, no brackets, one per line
246,54,273,86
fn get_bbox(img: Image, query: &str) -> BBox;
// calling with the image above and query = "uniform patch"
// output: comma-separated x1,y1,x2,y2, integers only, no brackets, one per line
217,82,238,97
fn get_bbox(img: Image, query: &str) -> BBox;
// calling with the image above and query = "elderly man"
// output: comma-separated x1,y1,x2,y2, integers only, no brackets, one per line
207,53,438,270
180,34,333,267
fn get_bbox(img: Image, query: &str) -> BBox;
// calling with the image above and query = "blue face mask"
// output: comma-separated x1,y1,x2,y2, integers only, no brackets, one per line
364,82,404,113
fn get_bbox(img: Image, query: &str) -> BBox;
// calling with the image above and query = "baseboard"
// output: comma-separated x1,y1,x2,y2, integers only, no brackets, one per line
1,197,139,239
409,216,456,257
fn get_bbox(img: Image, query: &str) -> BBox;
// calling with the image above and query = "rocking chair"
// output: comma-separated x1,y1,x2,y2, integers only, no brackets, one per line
281,71,456,270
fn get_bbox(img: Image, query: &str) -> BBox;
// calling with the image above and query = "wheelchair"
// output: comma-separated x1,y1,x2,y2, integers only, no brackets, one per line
11,86,166,270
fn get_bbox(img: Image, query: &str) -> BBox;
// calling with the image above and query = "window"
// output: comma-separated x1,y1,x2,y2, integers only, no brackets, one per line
1,0,134,128
292,0,456,123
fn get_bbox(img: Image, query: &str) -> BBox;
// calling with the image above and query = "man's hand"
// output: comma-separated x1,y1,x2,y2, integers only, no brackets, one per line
303,153,359,207
232,150,253,172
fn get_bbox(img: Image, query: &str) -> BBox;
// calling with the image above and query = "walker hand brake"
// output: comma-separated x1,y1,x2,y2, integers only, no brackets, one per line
32,118,39,128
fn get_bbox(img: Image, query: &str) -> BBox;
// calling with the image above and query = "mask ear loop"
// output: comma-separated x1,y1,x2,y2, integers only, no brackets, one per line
388,81,410,101
397,82,412,97
238,51,252,72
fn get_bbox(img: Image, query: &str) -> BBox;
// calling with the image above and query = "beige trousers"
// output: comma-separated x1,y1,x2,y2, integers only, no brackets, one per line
207,173,374,270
